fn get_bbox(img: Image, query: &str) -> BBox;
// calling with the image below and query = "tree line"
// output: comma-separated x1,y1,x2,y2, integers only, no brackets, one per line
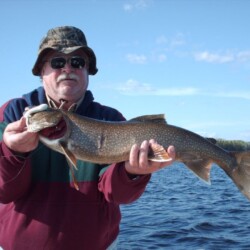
215,139,250,151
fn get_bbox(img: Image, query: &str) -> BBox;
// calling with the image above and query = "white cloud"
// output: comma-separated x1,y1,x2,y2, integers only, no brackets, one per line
236,50,250,62
124,32,187,65
117,79,199,96
155,33,186,51
215,91,250,100
155,33,186,48
116,79,250,100
117,79,154,94
126,53,147,64
135,0,150,9
123,0,152,11
153,87,199,96
194,50,250,65
194,51,234,63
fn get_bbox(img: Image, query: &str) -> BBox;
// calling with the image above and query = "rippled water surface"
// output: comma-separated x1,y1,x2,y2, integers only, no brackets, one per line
119,163,250,250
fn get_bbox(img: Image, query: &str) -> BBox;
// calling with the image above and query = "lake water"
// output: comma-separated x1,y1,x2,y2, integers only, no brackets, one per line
119,163,250,250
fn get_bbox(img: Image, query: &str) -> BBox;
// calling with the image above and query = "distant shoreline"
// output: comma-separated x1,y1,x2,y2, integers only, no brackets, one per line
215,139,250,151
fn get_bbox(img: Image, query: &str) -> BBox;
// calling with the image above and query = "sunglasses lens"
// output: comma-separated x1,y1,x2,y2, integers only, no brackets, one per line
51,58,66,69
70,57,85,69
50,57,85,69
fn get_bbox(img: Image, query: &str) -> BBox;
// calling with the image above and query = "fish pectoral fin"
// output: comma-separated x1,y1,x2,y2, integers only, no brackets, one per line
67,161,80,191
59,142,79,191
148,144,172,162
183,158,212,184
59,142,78,170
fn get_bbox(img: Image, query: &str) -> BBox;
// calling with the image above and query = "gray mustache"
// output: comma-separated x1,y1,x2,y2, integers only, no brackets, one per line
57,73,80,83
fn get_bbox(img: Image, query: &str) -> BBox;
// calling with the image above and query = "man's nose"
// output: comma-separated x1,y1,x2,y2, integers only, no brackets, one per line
61,61,74,73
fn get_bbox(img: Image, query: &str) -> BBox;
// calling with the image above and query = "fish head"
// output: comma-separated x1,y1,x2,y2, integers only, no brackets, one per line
24,104,68,140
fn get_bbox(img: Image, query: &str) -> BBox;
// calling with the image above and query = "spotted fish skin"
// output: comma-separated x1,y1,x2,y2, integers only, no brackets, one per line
25,105,250,200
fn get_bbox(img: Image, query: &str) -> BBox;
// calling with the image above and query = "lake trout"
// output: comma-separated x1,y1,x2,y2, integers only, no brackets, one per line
24,104,250,200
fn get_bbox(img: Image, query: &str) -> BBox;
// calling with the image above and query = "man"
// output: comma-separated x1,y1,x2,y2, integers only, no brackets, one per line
0,26,175,250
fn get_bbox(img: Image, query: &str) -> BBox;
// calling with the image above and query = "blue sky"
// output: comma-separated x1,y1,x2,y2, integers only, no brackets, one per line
1,0,250,141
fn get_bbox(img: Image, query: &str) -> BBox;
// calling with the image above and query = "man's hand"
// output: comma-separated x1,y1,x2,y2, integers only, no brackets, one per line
125,139,175,175
3,117,39,153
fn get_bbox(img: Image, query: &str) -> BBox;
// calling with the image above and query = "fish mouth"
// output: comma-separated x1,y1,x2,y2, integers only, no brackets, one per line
39,118,67,140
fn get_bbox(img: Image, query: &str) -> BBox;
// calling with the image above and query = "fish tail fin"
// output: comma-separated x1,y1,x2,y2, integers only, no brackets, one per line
184,159,212,184
226,151,250,200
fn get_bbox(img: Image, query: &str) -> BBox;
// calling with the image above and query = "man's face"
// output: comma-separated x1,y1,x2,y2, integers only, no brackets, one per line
41,49,89,107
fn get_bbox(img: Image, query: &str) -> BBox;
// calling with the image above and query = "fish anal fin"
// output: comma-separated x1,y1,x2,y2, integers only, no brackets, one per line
59,142,78,170
129,114,167,124
148,144,172,162
182,157,212,184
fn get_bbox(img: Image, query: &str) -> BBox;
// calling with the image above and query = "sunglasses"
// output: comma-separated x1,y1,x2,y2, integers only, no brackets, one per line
49,56,86,69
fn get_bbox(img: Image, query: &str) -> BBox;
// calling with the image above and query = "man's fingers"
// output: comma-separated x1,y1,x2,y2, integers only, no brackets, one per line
6,117,27,133
167,145,175,159
139,140,149,168
129,144,139,167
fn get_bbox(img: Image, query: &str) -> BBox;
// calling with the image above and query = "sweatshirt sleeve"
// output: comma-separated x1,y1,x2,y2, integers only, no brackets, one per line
0,141,32,204
98,162,151,204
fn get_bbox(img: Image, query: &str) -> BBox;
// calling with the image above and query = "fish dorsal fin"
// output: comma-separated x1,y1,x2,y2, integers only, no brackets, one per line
148,144,172,162
205,137,217,144
129,114,167,124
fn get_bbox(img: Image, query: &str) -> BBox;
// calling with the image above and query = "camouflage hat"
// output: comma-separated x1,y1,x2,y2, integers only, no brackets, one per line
32,26,98,76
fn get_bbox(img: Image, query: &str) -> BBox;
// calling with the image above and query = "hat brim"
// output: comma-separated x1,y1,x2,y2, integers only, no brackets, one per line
32,46,98,76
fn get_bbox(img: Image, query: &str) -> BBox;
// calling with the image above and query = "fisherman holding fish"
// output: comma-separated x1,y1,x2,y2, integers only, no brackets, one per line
0,26,176,250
